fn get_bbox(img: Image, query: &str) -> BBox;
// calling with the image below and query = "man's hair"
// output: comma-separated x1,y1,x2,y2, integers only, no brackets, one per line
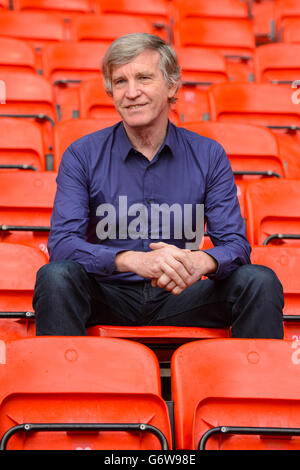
101,33,181,102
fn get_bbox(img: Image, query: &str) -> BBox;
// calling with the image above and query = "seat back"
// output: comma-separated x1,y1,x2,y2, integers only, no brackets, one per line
0,337,172,450
0,243,47,340
0,171,56,252
254,43,300,84
0,71,57,155
209,82,300,130
175,47,229,87
281,18,300,43
244,179,300,247
0,37,38,74
0,11,68,50
71,13,170,44
0,118,45,171
77,77,120,120
172,338,300,449
251,246,300,340
41,42,107,120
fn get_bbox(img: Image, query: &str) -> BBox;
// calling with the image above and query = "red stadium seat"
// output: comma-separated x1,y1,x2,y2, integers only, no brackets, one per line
0,37,38,74
254,43,300,84
95,0,171,22
175,47,230,87
173,0,250,20
12,0,96,14
281,18,300,43
172,338,300,450
209,82,300,128
0,118,46,171
173,17,255,82
71,13,171,44
41,42,107,120
180,121,292,219
0,337,172,450
172,88,210,123
0,171,56,252
251,246,300,340
77,77,120,120
244,179,300,247
208,82,300,152
0,11,68,50
274,0,300,37
0,243,47,340
0,71,57,155
53,118,119,170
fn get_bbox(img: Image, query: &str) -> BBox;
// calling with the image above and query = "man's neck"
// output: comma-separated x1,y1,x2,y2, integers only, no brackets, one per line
124,119,169,161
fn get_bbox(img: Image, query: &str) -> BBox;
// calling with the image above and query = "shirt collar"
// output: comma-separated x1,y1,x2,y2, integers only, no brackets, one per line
115,120,178,162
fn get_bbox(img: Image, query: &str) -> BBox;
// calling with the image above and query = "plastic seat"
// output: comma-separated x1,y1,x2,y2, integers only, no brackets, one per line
173,0,250,20
0,11,68,50
0,118,46,171
244,179,300,247
77,78,120,120
208,82,300,141
0,243,47,340
95,0,171,21
254,43,300,84
281,18,300,43
173,17,255,82
0,171,56,252
41,42,107,121
53,118,119,170
251,246,300,340
0,37,38,74
172,338,300,450
12,0,96,14
180,121,291,220
71,13,171,44
0,71,57,156
175,47,230,88
0,336,172,450
172,88,210,123
274,0,300,38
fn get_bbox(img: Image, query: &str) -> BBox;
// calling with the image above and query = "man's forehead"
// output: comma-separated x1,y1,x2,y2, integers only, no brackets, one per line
111,49,161,76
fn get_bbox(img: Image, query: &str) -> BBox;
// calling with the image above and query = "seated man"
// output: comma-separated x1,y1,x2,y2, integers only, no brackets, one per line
33,33,284,338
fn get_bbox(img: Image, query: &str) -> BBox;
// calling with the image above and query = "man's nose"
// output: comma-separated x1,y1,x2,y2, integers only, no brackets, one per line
125,79,142,99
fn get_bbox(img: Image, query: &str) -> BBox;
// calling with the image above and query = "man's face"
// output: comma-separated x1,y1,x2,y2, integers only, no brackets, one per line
111,49,177,130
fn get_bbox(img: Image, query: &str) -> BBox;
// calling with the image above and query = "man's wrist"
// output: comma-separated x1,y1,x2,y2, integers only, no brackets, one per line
115,250,136,272
191,250,218,275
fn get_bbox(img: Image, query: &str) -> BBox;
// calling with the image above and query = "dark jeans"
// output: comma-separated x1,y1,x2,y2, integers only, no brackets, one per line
33,261,284,339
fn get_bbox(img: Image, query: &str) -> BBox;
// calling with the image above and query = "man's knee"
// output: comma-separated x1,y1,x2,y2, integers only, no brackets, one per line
235,263,283,292
35,260,85,289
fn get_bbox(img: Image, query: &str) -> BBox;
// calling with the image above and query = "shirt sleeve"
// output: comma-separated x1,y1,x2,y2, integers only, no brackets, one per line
47,144,122,276
201,142,251,280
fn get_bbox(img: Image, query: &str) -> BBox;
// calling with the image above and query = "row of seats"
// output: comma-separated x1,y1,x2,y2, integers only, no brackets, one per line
1,74,300,165
0,336,300,450
0,0,300,44
1,36,299,85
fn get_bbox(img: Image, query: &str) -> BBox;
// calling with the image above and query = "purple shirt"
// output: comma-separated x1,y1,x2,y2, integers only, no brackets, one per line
48,121,251,282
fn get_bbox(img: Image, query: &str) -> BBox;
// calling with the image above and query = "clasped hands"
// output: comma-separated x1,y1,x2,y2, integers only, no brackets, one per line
115,241,217,295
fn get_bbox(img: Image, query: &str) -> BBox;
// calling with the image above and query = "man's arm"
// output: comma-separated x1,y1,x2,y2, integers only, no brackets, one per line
48,145,122,276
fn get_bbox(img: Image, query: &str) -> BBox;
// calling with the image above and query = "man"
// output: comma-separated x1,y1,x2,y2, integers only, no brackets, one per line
33,33,284,338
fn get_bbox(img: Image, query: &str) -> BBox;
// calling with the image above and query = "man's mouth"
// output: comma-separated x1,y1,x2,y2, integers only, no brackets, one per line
125,104,147,110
